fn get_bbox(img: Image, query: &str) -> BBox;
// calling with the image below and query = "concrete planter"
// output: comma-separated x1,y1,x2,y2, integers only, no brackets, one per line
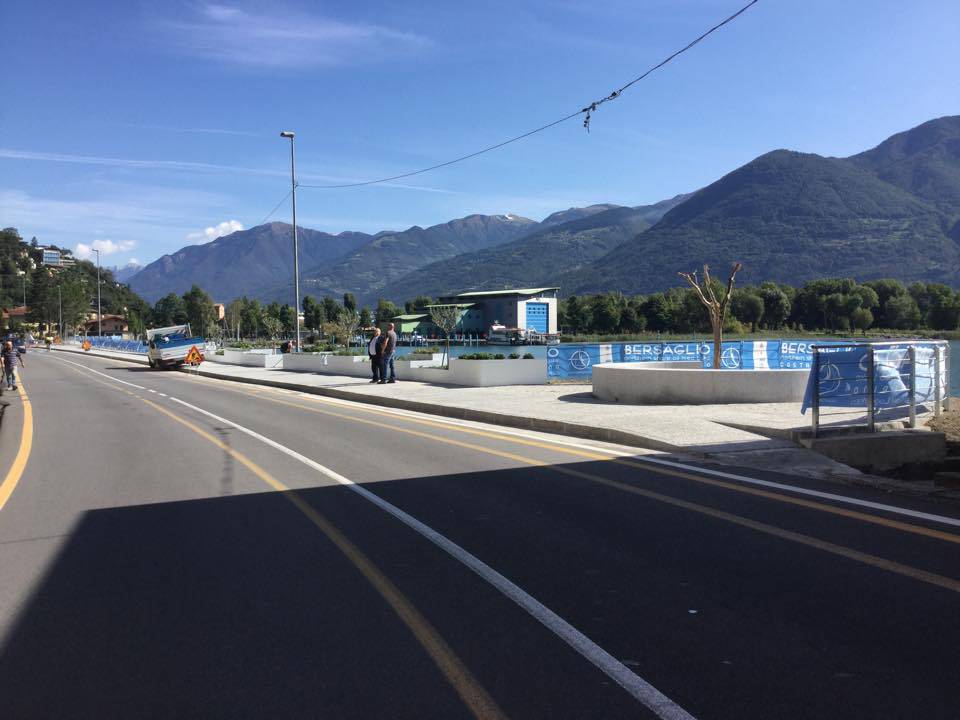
282,352,333,373
592,361,809,404
216,348,284,369
396,353,444,369
319,354,371,377
448,357,547,387
405,352,445,362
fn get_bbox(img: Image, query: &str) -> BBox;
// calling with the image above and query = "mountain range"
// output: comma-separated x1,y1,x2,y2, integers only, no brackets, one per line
128,115,960,304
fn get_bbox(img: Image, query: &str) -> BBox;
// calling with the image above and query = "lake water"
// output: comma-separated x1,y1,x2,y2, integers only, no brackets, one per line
437,340,960,395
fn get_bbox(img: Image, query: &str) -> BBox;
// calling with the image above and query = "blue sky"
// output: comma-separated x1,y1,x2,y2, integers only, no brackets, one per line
2,0,958,269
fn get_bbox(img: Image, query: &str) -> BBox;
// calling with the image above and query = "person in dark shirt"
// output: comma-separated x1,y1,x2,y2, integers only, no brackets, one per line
379,323,398,384
2,340,24,390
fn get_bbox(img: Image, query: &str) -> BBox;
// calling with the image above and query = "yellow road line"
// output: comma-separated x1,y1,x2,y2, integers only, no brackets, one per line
552,464,960,595
182,377,960,547
0,385,34,511
60,358,960,594
167,384,960,593
56,361,506,720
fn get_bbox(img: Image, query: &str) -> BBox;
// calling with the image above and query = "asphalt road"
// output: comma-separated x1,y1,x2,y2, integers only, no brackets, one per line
1,350,959,719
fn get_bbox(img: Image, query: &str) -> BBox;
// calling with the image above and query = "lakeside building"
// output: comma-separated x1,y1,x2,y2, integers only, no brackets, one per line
83,313,129,336
392,287,559,338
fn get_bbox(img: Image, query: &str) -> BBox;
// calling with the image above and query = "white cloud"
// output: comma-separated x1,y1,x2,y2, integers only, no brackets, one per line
74,239,136,259
186,219,244,244
0,148,284,178
157,3,430,68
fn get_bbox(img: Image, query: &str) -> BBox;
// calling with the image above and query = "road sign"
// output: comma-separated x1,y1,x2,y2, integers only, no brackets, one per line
82,340,91,351
185,345,204,365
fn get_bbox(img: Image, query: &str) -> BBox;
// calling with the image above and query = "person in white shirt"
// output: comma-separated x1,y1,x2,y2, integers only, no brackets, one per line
367,327,383,383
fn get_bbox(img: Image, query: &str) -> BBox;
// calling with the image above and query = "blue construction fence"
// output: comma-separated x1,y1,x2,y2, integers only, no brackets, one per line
546,339,832,379
74,336,148,354
801,341,949,421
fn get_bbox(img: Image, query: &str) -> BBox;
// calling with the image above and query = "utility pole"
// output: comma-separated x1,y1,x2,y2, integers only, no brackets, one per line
280,130,302,352
91,247,102,337
58,284,62,339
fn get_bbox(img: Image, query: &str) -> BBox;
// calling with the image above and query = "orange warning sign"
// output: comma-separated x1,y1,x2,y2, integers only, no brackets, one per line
185,345,204,365
82,340,91,351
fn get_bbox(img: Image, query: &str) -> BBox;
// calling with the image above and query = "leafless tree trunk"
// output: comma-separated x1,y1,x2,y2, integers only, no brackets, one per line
678,263,742,369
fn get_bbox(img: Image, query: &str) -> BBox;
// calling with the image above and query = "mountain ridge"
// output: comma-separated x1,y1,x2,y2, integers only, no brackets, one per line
565,118,960,295
128,115,960,305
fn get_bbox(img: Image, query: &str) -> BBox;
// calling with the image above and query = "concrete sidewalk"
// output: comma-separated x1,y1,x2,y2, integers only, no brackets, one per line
50,344,871,479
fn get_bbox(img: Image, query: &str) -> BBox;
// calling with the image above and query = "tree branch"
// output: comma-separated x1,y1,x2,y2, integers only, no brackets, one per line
678,271,711,309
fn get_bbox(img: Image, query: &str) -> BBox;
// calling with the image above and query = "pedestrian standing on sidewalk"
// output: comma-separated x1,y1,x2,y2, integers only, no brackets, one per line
368,327,383,383
379,322,398,384
2,340,23,390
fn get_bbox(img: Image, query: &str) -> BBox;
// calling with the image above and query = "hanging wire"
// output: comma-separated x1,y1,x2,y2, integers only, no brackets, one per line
298,0,759,190
255,188,294,226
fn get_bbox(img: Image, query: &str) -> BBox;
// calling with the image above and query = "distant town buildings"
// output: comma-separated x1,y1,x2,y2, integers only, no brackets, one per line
84,313,128,336
38,246,75,268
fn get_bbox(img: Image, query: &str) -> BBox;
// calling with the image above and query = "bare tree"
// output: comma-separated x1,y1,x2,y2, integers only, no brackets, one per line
428,305,460,369
678,262,742,369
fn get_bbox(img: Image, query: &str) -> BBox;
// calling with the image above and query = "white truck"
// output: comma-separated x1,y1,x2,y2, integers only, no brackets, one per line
146,324,205,369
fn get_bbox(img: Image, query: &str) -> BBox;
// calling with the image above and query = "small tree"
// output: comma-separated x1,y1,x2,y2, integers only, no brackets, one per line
429,305,460,369
261,315,282,340
359,307,372,328
334,311,359,349
678,262,742,369
851,307,873,336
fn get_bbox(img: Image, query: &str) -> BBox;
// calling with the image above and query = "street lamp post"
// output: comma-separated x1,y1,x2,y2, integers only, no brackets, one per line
58,284,62,339
91,247,101,337
280,130,301,352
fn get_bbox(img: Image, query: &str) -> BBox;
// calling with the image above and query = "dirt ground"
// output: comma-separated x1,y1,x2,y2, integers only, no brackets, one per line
926,398,960,442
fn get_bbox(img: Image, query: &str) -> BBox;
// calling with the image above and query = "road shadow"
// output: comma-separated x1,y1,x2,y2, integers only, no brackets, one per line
1,459,957,719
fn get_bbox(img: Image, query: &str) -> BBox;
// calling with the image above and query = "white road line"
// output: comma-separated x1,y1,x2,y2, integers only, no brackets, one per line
253,387,960,529
50,355,148,391
636,454,960,529
52,352,960,529
55,353,695,720
165,394,696,720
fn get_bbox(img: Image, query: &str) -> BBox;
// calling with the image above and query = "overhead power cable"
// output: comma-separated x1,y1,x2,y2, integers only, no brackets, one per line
255,188,294,226
298,0,759,190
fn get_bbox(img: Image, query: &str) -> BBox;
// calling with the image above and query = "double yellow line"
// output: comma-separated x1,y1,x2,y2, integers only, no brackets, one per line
0,385,33,512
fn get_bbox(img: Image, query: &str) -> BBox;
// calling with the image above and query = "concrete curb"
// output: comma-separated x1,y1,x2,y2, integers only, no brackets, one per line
51,345,683,454
188,365,685,454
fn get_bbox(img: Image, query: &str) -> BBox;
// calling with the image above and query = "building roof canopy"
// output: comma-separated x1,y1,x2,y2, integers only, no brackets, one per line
454,287,559,298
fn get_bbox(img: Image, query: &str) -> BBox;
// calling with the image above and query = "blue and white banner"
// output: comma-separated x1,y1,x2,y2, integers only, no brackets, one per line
801,343,947,417
547,343,619,379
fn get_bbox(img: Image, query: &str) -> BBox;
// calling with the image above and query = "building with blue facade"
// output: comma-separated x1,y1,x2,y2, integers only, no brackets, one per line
392,288,559,338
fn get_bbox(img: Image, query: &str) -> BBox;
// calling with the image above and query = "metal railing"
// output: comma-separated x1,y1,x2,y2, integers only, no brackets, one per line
810,340,949,437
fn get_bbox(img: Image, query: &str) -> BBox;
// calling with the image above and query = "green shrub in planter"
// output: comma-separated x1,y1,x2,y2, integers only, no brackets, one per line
523,353,535,359
508,352,520,359
493,353,505,360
